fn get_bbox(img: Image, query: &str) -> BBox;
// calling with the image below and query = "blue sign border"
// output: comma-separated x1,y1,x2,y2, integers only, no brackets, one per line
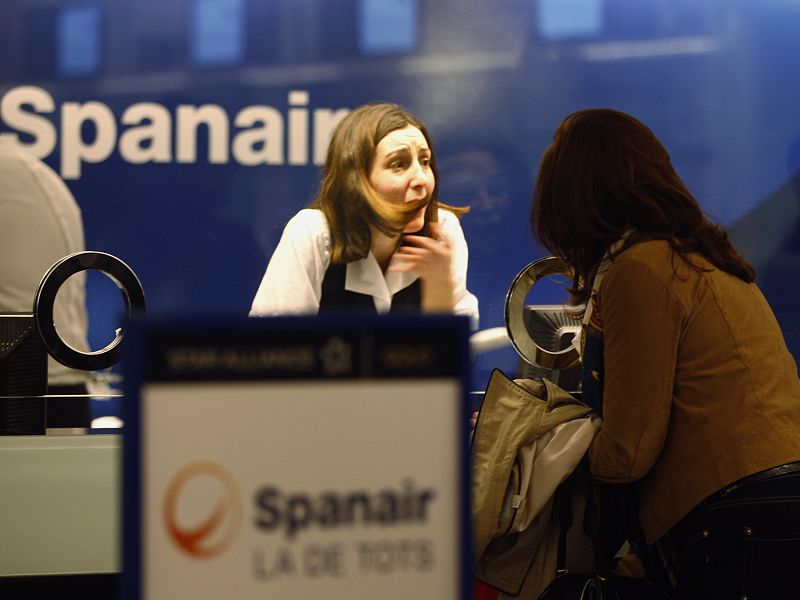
122,314,472,600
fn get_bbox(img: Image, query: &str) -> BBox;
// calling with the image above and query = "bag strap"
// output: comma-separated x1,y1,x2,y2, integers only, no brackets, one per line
553,474,575,574
551,459,615,579
578,460,616,577
552,457,674,598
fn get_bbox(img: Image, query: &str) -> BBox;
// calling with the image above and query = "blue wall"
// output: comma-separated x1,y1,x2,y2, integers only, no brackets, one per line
2,0,800,390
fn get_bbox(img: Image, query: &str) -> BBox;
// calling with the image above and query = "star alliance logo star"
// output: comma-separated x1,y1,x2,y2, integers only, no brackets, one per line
318,336,353,376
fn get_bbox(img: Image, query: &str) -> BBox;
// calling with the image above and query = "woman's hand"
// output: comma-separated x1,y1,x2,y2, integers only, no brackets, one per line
389,223,456,312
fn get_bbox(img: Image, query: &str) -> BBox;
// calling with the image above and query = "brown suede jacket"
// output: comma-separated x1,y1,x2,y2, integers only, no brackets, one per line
588,240,800,543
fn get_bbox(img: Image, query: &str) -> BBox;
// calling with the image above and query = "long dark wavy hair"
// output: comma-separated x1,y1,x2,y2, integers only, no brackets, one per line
531,108,754,303
310,102,465,264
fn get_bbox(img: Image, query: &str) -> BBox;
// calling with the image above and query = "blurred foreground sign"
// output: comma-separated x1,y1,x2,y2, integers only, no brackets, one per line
123,315,471,600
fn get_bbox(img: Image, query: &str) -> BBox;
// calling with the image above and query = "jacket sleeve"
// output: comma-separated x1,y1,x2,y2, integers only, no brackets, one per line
249,210,330,316
589,257,685,482
439,209,479,329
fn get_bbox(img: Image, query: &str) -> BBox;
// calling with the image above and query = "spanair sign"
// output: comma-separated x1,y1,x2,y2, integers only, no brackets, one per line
0,85,349,179
123,316,471,600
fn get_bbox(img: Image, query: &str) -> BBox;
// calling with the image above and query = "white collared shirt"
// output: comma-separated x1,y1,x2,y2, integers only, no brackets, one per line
249,208,479,326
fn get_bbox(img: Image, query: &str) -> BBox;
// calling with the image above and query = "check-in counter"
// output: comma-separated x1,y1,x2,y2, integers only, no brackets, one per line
0,433,120,596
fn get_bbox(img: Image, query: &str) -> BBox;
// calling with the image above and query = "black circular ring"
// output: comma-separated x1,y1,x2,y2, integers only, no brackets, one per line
34,251,146,371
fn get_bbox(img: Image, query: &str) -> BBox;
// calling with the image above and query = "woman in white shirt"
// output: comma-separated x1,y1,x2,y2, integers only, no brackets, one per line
250,102,478,325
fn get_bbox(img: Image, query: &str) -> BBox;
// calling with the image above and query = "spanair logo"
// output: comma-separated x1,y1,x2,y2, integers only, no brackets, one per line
163,462,243,559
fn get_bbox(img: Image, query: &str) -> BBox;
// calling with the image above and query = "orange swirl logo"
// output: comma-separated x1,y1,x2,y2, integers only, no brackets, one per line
163,462,242,559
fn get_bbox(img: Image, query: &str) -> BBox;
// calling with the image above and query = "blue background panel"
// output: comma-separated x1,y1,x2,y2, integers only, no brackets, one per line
2,0,800,390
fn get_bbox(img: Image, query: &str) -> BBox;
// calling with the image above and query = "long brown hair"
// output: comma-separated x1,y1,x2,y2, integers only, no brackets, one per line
310,102,465,263
531,108,754,302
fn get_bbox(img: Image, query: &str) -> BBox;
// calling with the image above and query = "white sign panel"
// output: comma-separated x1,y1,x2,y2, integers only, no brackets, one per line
123,316,471,600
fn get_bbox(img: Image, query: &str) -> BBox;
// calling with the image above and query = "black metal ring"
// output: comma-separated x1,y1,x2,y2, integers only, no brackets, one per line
34,251,146,371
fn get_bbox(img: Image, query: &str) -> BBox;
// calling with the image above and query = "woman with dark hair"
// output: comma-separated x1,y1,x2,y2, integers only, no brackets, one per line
250,101,478,322
531,108,800,598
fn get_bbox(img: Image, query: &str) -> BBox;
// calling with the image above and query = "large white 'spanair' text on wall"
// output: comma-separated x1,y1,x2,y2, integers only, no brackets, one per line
0,86,350,180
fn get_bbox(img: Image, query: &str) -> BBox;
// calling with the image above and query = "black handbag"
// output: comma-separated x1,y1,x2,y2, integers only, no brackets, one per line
538,460,672,600
539,575,666,600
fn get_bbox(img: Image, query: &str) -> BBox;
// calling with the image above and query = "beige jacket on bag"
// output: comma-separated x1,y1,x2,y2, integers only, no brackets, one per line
472,370,600,598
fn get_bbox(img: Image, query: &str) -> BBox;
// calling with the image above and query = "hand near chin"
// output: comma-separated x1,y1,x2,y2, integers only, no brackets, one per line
390,223,452,278
389,223,455,312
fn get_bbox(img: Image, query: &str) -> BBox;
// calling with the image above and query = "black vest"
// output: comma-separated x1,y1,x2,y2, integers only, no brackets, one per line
319,263,421,314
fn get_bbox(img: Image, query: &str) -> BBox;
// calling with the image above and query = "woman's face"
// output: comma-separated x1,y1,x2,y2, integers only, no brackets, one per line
368,125,435,233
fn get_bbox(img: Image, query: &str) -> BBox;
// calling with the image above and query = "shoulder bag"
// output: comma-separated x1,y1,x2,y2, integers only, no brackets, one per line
538,459,672,600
